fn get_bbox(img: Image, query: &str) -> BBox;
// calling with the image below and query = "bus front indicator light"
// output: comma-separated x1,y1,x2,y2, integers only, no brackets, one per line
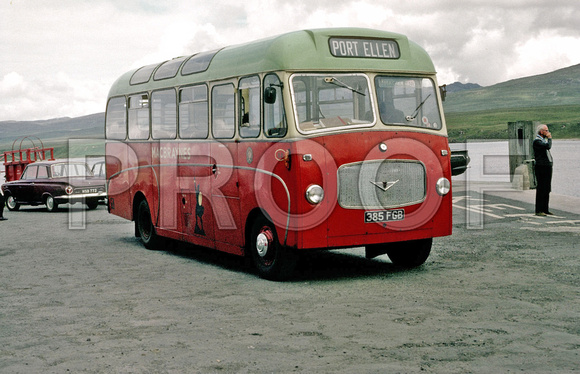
436,177,451,196
306,184,325,204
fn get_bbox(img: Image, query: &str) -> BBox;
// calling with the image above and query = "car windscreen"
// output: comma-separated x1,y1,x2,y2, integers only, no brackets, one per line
51,163,92,178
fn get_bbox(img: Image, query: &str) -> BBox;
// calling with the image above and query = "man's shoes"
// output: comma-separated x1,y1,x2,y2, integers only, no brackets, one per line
0,217,7,221
546,212,554,215
535,212,547,217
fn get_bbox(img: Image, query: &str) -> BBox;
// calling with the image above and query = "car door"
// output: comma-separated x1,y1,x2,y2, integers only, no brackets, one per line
18,165,38,203
31,165,50,203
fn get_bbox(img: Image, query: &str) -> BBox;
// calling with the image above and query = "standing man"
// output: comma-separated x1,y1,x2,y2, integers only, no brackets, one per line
533,124,553,216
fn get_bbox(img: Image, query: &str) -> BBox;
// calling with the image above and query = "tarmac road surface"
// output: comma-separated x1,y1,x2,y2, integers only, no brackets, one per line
1,184,579,373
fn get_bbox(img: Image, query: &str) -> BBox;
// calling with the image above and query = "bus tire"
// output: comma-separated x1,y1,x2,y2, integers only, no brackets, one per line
45,195,58,212
136,199,163,250
6,195,20,211
384,238,432,268
249,215,296,281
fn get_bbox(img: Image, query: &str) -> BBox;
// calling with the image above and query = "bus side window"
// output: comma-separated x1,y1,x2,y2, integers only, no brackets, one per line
151,89,177,139
239,76,261,138
105,97,127,140
128,94,150,140
211,84,235,139
264,74,287,138
179,85,209,139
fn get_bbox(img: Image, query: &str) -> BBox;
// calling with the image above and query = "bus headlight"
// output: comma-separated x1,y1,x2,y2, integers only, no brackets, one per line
305,184,324,204
436,178,451,196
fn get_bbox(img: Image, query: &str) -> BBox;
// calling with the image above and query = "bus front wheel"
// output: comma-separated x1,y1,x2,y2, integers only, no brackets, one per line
249,215,296,281
368,238,432,268
136,199,163,250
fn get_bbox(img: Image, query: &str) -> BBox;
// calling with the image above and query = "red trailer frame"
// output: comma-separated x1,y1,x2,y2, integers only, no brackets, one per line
3,136,54,182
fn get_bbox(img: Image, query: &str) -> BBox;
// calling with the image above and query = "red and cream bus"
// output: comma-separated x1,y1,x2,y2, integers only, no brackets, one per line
105,28,452,280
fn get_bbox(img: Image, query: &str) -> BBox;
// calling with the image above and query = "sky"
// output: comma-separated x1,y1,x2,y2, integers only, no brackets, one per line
1,0,580,122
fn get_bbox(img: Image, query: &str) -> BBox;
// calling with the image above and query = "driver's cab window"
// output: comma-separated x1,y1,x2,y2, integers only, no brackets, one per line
264,74,287,137
239,76,261,138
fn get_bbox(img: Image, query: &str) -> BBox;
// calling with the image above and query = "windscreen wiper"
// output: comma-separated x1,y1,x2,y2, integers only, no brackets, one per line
324,77,366,96
405,94,432,121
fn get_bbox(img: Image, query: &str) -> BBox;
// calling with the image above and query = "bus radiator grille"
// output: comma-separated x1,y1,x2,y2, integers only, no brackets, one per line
337,160,426,209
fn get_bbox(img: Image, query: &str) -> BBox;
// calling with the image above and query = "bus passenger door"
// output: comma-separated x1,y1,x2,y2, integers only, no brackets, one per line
178,142,215,248
211,142,242,253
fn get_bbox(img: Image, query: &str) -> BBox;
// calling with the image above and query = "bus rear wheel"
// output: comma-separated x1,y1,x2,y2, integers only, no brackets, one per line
368,238,432,268
136,199,163,250
249,215,296,281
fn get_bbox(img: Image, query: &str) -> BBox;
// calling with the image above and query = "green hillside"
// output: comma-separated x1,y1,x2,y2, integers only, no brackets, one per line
444,63,580,113
443,63,580,141
0,113,104,159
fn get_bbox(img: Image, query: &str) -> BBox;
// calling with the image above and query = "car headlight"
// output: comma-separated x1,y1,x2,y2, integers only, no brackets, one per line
305,184,324,204
436,177,451,196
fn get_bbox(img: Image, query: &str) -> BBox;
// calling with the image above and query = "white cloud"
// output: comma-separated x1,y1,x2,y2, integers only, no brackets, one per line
507,31,580,80
0,72,27,94
0,72,107,120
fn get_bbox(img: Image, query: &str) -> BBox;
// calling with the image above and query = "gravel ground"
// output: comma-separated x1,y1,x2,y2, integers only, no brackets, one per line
1,188,579,373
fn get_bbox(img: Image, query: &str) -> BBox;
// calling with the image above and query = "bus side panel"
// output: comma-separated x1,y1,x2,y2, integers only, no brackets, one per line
236,141,304,251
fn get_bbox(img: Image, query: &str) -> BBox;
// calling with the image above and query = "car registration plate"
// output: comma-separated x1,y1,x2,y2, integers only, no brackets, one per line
364,209,405,223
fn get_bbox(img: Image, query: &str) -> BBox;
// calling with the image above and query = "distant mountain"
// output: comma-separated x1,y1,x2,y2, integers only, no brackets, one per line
0,113,104,152
444,82,482,93
443,63,580,113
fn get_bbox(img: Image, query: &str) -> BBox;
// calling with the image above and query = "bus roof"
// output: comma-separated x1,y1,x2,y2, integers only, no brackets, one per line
108,27,436,97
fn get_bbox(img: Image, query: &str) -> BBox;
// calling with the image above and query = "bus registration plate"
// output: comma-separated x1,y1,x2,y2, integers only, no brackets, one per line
364,209,405,223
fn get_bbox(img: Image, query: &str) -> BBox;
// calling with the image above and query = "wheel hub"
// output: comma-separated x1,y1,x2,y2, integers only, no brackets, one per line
256,228,274,258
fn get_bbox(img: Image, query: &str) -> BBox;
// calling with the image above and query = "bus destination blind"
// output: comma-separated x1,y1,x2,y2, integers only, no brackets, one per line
329,37,400,59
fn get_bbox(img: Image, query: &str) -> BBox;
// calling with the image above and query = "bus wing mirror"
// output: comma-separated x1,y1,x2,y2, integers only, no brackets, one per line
264,87,277,104
439,84,447,102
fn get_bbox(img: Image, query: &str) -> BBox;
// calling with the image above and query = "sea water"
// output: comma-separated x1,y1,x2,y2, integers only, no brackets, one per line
451,140,580,198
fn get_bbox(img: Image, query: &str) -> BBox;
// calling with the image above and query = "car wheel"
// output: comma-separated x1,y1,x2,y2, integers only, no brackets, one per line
248,214,296,281
6,195,20,211
384,238,432,268
86,199,99,210
136,199,163,250
45,195,58,212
